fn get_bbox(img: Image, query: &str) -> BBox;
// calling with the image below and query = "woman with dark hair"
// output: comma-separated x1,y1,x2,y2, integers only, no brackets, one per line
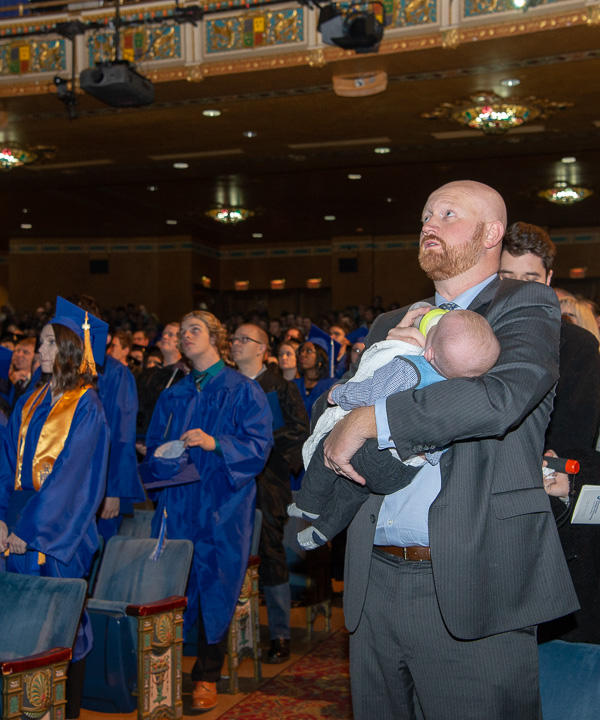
293,341,337,419
142,310,273,713
0,298,109,719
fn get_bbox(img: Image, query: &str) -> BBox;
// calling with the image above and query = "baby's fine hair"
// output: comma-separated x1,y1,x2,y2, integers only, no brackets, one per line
433,310,500,379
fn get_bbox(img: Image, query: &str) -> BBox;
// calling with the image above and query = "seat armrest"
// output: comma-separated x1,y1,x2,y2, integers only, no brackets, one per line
0,647,71,675
126,595,187,617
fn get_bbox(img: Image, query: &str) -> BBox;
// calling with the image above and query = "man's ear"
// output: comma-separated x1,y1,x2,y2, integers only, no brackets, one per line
546,269,553,286
484,221,505,250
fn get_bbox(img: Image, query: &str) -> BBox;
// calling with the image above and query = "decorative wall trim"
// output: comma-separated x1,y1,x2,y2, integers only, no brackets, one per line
8,228,600,259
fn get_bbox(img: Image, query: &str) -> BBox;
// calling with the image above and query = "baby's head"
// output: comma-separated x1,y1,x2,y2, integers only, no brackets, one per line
423,310,500,379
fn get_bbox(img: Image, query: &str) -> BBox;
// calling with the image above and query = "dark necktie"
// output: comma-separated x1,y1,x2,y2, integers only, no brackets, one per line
438,302,460,311
194,372,207,391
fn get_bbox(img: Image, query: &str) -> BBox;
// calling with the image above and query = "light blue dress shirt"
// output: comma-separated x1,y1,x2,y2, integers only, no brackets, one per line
374,274,497,547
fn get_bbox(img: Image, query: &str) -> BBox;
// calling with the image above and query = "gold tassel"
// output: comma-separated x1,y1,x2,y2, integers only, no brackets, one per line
79,312,97,376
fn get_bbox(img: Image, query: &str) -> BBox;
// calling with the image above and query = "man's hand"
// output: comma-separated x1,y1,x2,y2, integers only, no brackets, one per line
181,428,216,452
7,533,27,555
0,520,8,553
543,449,570,500
99,496,121,519
386,307,428,347
323,406,377,485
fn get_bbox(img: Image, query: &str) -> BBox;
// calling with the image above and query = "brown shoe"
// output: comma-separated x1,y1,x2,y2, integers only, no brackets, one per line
191,681,217,712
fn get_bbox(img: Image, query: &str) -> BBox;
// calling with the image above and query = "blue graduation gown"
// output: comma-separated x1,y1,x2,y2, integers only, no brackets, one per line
144,368,273,644
0,385,109,660
96,357,146,539
293,376,337,421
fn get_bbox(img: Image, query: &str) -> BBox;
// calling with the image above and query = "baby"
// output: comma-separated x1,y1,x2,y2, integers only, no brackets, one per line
289,309,500,549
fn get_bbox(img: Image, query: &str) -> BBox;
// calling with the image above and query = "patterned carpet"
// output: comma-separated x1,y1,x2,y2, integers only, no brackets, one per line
219,629,352,720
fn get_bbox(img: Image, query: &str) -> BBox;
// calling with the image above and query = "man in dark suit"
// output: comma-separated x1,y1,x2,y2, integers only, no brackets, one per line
321,181,579,719
500,222,600,645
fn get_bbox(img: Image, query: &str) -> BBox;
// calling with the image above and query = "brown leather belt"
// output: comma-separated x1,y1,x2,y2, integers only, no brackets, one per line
376,545,431,562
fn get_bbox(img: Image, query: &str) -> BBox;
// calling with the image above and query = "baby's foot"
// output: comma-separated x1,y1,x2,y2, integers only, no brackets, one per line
297,526,328,550
287,503,319,521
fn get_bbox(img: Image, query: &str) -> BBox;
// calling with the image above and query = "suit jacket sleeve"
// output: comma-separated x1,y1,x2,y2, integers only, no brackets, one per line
545,323,600,455
385,280,561,458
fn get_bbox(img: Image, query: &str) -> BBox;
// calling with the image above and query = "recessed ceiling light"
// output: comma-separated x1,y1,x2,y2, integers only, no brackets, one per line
386,197,393,203
173,162,189,169
20,223,32,229
252,233,263,238
243,131,257,138
203,109,221,118
166,219,178,225
348,173,362,180
324,215,336,221
147,185,158,191
501,78,521,88
22,208,28,213
561,156,577,164
374,147,391,154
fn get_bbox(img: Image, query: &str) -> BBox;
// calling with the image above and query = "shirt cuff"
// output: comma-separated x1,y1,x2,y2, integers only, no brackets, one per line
375,398,395,450
214,438,223,457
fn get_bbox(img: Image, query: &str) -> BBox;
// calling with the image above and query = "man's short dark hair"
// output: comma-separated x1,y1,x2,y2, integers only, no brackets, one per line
502,222,556,272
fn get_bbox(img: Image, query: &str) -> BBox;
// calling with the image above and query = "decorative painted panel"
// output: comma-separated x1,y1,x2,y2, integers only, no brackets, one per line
464,0,562,18
88,24,181,65
389,0,437,28
206,8,303,54
0,38,65,75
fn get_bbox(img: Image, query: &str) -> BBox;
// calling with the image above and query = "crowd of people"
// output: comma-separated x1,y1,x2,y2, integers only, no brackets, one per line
0,180,599,719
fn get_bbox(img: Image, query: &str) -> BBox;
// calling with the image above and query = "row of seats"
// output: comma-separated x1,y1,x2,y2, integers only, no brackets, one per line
3,523,597,720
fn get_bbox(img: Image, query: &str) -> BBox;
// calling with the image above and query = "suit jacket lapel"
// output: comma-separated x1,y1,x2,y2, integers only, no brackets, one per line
466,276,500,315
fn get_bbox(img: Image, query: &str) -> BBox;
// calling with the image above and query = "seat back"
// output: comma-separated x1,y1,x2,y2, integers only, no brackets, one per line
92,536,193,604
0,574,87,660
117,509,154,538
539,640,600,720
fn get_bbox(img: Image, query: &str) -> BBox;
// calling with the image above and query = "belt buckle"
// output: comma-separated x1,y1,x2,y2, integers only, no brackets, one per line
402,547,409,561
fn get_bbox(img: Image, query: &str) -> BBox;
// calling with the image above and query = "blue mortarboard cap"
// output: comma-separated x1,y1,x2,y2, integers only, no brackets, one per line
50,296,108,367
346,326,369,344
0,346,12,380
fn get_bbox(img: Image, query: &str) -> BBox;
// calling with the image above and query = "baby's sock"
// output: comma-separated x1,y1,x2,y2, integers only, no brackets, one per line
287,503,319,521
297,526,328,550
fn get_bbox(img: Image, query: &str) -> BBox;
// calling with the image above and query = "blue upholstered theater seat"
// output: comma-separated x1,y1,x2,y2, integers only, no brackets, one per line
81,536,193,714
539,640,600,720
0,573,87,661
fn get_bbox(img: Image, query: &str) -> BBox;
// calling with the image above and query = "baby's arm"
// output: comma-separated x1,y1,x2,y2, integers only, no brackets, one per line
331,356,419,410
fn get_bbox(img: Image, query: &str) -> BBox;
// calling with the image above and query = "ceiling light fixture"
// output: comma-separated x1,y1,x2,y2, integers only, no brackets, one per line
166,219,178,225
374,147,390,154
173,162,189,169
422,92,572,135
561,156,576,164
243,131,257,138
20,223,32,229
538,182,593,205
501,78,521,88
206,207,254,224
348,173,362,180
324,215,336,221
0,144,37,170
203,109,221,118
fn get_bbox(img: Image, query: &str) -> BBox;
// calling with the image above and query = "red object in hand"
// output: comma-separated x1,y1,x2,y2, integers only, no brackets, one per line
543,455,580,474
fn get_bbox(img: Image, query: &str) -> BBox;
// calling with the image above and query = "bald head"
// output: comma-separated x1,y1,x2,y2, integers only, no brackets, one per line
424,310,500,379
420,181,507,295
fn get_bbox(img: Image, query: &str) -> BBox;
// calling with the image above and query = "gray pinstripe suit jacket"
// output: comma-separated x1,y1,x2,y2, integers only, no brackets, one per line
341,277,579,639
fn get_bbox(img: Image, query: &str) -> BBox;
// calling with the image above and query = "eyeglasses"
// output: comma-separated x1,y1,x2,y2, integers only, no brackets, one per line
298,347,316,355
231,336,262,345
